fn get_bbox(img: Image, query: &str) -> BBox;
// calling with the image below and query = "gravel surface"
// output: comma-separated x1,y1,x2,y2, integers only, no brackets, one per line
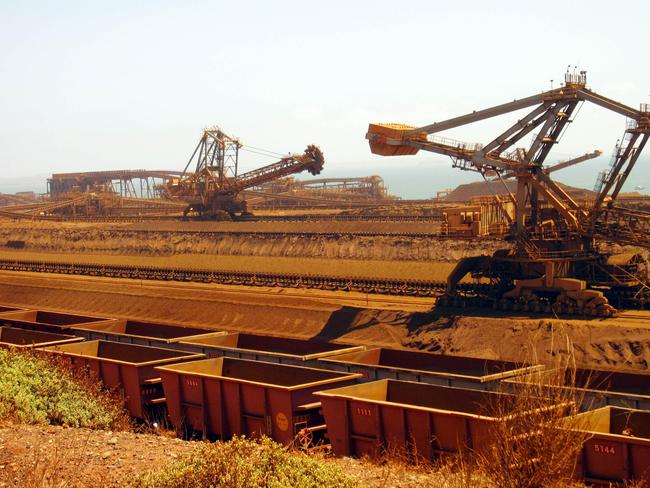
0,423,449,488
0,423,196,487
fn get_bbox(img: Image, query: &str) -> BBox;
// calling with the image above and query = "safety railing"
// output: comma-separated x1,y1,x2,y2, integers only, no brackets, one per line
451,158,480,172
502,147,526,162
427,134,483,152
564,72,587,86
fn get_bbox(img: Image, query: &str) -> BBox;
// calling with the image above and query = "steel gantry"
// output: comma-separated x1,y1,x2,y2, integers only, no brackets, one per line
366,71,650,315
163,127,324,219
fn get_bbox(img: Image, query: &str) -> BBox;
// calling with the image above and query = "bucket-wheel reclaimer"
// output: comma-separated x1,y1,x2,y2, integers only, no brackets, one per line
163,127,324,220
366,71,650,315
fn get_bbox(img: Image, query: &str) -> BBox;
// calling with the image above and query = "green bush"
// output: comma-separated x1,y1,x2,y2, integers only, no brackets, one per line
0,347,128,429
132,436,358,488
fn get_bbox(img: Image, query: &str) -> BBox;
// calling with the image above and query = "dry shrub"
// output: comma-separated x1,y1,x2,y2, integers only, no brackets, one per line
354,445,438,488
16,458,69,488
623,480,650,488
131,436,357,488
351,448,487,488
323,341,594,488
18,445,74,488
5,430,97,488
471,346,593,488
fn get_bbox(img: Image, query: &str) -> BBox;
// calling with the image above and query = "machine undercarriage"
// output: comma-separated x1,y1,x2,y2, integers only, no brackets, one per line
441,245,648,316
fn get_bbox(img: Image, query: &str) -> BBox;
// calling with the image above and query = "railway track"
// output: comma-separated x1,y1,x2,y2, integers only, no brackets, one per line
116,230,443,239
85,228,486,239
1,257,646,312
246,214,443,222
0,258,457,297
0,212,443,224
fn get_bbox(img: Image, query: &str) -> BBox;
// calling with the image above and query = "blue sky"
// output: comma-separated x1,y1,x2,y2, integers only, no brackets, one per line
1,1,649,197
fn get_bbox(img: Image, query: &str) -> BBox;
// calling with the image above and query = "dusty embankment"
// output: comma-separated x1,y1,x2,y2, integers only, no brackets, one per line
0,220,505,262
0,423,439,488
0,423,195,487
404,312,650,371
0,271,649,372
0,248,460,282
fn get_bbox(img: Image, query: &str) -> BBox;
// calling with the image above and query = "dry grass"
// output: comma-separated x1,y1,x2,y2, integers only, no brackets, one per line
2,334,633,487
474,377,589,486
18,440,89,488
339,450,487,488
462,342,595,488
329,340,597,488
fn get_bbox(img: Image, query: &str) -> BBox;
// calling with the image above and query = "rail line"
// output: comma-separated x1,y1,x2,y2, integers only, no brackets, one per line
1,258,646,312
246,214,444,222
0,211,443,223
0,258,457,297
41,228,492,240
103,230,445,239
141,230,496,240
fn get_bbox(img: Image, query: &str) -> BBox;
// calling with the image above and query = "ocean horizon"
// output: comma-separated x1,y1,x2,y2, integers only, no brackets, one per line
2,155,649,199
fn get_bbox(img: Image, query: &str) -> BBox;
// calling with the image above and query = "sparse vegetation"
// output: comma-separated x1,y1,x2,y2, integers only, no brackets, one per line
345,350,595,488
0,348,129,430
129,351,602,488
0,354,614,488
467,352,593,488
131,436,357,488
0,328,639,487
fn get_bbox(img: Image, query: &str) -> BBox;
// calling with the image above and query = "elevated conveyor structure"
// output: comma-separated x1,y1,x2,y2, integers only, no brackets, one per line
248,176,391,208
48,169,184,198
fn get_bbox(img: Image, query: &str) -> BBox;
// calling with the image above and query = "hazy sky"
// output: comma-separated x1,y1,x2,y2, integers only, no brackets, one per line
1,1,649,196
